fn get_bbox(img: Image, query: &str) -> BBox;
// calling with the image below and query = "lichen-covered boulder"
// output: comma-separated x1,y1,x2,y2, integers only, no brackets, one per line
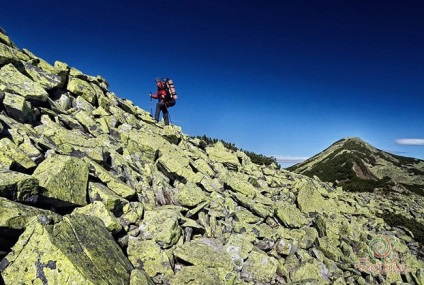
67,77,97,104
190,158,215,177
225,173,257,198
0,152,13,171
7,128,42,160
0,63,48,102
72,201,122,233
232,192,272,218
317,237,343,261
173,238,234,279
0,197,60,230
33,154,89,207
83,157,136,199
225,233,255,269
34,115,98,149
275,238,294,256
119,202,144,230
139,207,182,248
74,109,103,137
0,32,17,48
290,259,330,284
130,269,154,285
0,137,36,170
0,170,39,202
0,214,133,285
241,248,279,283
121,127,169,162
275,201,307,228
156,144,198,183
315,215,342,245
175,181,208,207
127,238,173,279
2,92,34,123
297,180,336,214
163,125,183,144
0,42,30,65
17,61,63,90
88,182,128,213
205,141,240,170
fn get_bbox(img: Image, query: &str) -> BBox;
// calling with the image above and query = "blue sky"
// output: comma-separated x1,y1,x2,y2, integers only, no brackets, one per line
2,0,423,166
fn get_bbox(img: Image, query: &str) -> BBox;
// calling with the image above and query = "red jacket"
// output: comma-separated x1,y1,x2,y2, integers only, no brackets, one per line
151,82,168,102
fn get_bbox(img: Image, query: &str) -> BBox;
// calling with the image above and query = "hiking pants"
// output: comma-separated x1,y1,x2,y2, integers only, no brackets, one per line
154,101,169,125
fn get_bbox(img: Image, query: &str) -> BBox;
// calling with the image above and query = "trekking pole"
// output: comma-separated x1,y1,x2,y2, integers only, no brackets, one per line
149,92,153,117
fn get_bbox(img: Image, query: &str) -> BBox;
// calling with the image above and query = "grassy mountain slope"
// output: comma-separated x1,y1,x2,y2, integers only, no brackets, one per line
288,137,424,195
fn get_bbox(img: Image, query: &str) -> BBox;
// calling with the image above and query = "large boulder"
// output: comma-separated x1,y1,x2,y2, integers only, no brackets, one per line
205,141,240,171
67,77,98,104
72,201,122,233
127,238,173,279
156,144,198,183
0,43,30,65
225,173,258,198
0,170,39,202
119,202,144,230
139,207,182,248
0,137,36,170
33,154,89,207
0,63,48,102
0,31,17,48
0,197,60,230
241,248,279,283
290,259,330,284
0,214,133,284
175,181,208,207
83,157,135,199
275,201,308,228
173,238,234,279
17,61,64,90
87,182,128,213
2,92,34,123
296,179,336,214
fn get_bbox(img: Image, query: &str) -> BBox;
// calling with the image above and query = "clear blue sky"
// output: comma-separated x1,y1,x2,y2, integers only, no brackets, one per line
2,0,423,166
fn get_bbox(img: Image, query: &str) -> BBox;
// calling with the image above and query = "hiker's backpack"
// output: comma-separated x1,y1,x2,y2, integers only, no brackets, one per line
161,77,177,107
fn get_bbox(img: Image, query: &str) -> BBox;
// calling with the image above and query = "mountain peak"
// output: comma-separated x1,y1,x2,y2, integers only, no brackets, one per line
289,137,424,195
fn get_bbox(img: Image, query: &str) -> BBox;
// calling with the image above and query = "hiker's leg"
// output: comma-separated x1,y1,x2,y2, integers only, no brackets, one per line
154,103,161,122
163,107,169,125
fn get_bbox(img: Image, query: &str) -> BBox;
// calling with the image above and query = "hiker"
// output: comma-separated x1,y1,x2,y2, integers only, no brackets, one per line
150,78,177,125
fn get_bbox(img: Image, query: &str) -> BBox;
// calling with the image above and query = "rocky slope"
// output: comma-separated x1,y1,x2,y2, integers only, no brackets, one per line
0,29,423,285
288,137,424,196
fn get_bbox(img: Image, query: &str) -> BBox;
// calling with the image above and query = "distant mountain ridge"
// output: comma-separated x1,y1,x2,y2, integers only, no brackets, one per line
288,137,424,195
